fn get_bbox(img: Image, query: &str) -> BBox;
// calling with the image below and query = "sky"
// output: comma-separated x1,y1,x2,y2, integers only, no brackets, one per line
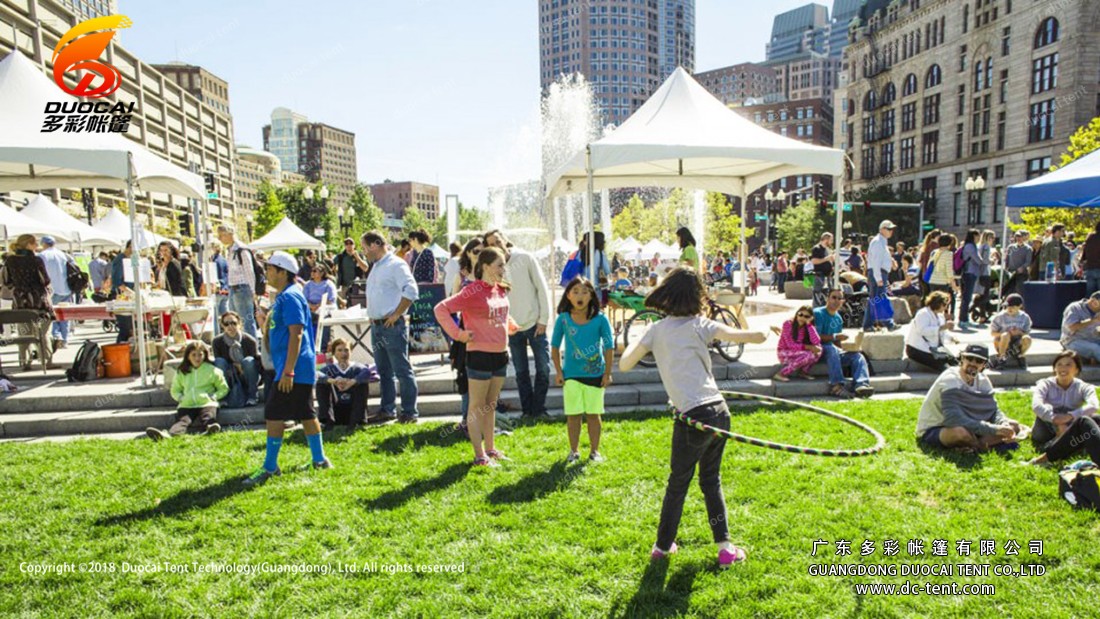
118,0,827,210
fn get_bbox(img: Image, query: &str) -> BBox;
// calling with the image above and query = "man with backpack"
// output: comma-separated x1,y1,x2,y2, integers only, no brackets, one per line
217,224,261,339
38,236,80,351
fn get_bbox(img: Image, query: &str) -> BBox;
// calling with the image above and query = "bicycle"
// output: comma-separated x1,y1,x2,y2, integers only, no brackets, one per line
621,291,744,368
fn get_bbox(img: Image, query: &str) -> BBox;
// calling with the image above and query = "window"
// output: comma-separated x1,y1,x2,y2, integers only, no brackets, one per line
903,73,918,97
955,123,964,159
959,44,968,72
901,102,917,132
1035,17,1059,49
881,108,895,138
974,59,984,91
963,4,969,34
922,131,939,165
1029,99,1055,142
921,177,938,214
999,70,1008,104
993,187,1003,223
996,111,1006,150
925,64,942,89
1002,26,1011,56
900,137,915,170
957,85,966,115
881,142,894,175
1032,53,1059,94
863,116,877,142
995,164,1005,179
953,192,961,226
923,93,940,125
806,124,814,137
1027,156,1051,179
864,90,877,112
861,148,876,180
882,82,897,105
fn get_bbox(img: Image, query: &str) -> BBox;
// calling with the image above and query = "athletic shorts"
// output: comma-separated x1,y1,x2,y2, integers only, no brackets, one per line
563,378,605,415
265,382,318,421
919,426,946,449
467,351,509,380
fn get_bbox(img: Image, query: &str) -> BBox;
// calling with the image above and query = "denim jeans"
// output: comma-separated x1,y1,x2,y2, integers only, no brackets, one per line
51,292,71,342
228,284,257,339
1066,339,1100,363
214,357,260,407
959,273,978,324
820,343,870,390
812,274,829,307
656,400,731,550
863,269,895,330
372,317,418,417
775,271,787,291
508,324,551,416
213,294,230,337
1087,269,1100,298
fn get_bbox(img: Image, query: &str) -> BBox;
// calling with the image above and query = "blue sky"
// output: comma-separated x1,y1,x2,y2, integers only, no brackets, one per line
119,0,824,209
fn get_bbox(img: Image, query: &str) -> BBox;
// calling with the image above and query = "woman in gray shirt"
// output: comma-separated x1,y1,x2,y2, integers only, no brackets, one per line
1026,350,1100,466
958,229,984,328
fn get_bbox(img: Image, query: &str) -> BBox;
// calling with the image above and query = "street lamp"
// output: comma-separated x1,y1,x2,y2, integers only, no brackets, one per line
336,205,355,238
965,174,986,224
762,188,787,254
246,213,254,241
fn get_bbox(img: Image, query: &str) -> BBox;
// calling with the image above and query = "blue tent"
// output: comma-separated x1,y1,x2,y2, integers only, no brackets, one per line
1006,148,1100,207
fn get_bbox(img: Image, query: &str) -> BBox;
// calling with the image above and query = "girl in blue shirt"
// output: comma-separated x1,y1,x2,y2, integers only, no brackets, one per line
551,277,613,463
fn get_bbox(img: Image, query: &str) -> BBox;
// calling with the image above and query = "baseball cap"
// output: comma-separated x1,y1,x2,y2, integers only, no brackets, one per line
1090,291,1100,302
1004,293,1024,307
40,235,56,246
961,344,989,362
266,250,298,275
879,220,897,230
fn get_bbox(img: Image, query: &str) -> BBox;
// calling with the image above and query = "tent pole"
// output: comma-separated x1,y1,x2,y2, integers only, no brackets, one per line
999,206,1010,298
835,177,845,291
127,153,148,387
738,181,748,294
586,146,595,284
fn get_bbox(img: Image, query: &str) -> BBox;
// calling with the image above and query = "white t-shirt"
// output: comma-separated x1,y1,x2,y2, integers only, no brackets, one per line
639,315,723,413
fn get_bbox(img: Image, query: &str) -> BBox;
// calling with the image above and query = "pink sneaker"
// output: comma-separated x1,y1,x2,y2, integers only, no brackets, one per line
472,456,498,468
718,545,747,569
650,542,678,562
486,449,511,462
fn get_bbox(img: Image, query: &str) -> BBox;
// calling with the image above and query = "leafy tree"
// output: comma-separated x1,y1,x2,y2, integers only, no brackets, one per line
253,180,285,238
328,183,385,250
1017,117,1100,238
775,199,829,256
458,202,490,233
401,204,430,238
280,182,335,244
704,191,749,254
611,194,644,240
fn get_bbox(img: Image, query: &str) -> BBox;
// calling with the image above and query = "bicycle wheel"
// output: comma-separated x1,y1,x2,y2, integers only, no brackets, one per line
710,306,744,362
622,309,663,368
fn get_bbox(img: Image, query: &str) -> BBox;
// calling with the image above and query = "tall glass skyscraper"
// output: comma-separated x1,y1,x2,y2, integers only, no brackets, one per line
538,0,695,126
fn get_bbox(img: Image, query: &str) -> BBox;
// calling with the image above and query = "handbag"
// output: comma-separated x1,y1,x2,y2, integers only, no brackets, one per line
922,250,937,284
869,294,894,323
1059,461,1100,511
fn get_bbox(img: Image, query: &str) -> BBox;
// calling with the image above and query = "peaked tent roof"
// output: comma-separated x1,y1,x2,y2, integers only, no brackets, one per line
1006,148,1100,207
0,201,73,242
249,217,326,252
0,51,204,198
545,67,844,199
20,194,122,247
92,207,162,250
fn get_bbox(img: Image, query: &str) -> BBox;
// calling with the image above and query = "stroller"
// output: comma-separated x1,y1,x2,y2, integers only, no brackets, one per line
968,274,1002,325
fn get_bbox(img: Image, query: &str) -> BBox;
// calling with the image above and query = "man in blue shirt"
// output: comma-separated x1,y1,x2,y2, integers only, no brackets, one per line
244,251,331,486
38,236,75,349
210,240,230,336
813,289,874,399
109,241,135,344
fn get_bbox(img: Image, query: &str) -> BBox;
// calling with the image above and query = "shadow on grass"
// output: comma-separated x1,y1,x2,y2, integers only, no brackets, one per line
917,441,984,471
607,559,706,618
359,462,468,511
486,461,588,505
95,475,252,526
373,424,467,455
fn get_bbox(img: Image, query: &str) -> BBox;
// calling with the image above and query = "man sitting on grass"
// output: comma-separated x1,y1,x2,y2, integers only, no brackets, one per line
989,294,1032,370
916,344,1027,452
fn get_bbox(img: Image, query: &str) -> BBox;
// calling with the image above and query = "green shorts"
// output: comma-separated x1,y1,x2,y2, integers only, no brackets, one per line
563,379,605,416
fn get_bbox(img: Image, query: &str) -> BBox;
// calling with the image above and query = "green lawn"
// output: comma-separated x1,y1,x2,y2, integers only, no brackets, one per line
2,393,1100,618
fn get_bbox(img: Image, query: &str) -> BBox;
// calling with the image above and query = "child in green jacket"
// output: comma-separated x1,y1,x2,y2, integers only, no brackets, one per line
147,342,230,441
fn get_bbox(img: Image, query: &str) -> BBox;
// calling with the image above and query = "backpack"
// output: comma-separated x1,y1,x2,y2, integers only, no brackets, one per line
560,251,583,285
1059,461,1100,511
65,340,101,383
66,261,89,295
952,247,966,275
234,246,267,295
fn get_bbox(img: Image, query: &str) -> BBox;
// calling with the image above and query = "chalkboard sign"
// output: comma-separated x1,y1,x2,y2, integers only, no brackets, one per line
408,283,449,354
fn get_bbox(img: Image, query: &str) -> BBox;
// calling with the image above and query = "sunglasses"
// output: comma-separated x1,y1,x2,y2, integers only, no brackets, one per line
222,321,238,326
829,296,845,301
797,313,812,318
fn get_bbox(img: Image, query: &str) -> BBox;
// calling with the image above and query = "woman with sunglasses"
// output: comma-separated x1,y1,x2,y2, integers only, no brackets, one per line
304,263,338,352
773,305,821,382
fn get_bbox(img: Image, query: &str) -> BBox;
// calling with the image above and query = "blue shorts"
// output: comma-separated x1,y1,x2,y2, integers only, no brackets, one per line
919,426,946,449
467,351,508,380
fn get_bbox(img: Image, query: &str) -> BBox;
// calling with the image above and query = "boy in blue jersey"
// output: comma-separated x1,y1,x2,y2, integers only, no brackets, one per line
244,251,331,485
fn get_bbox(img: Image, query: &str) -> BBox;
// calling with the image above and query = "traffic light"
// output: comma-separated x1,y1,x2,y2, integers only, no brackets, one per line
203,172,217,199
813,182,823,204
178,213,192,237
863,200,872,212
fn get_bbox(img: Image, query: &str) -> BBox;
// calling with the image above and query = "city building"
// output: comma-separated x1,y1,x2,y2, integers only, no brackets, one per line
369,180,440,224
763,51,842,103
766,3,829,63
0,0,239,232
262,108,357,211
836,0,1100,237
538,0,695,126
152,62,231,116
234,146,282,212
694,62,781,106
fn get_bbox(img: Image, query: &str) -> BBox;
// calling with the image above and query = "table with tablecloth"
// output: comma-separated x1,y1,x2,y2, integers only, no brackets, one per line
1022,280,1088,329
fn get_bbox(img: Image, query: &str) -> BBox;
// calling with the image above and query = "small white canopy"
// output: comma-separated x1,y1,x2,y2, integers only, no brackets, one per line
638,239,675,260
92,207,162,250
0,51,204,198
0,202,73,242
20,194,122,247
427,243,447,257
611,235,642,254
545,67,844,200
250,217,326,252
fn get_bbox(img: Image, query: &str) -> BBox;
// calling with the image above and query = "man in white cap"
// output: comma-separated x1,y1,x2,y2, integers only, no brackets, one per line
38,235,78,350
864,220,898,331
244,250,331,485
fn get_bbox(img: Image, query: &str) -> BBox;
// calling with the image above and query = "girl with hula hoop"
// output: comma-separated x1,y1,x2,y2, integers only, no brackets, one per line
619,267,766,569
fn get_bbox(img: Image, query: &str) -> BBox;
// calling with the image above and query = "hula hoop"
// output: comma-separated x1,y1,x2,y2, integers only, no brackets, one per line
671,391,886,457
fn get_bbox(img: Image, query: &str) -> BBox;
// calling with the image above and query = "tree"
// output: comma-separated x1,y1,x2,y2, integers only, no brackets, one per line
704,191,749,254
611,194,644,240
328,183,385,250
280,181,335,245
775,198,829,255
253,180,285,239
1017,117,1100,238
401,204,430,238
458,202,490,233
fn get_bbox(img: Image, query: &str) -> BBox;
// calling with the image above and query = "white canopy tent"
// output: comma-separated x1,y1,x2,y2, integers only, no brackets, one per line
92,208,164,250
0,201,73,242
545,67,846,289
250,217,326,252
0,51,206,385
611,235,642,255
21,194,122,247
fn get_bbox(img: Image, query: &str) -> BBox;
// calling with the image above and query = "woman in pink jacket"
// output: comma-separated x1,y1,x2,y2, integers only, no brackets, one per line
772,305,822,382
434,246,518,467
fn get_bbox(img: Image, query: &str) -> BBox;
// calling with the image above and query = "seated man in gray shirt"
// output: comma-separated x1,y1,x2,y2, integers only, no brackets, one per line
916,344,1026,452
1060,291,1100,363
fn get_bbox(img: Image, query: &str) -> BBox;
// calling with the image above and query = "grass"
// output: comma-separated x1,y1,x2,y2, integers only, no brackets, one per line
2,392,1100,618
